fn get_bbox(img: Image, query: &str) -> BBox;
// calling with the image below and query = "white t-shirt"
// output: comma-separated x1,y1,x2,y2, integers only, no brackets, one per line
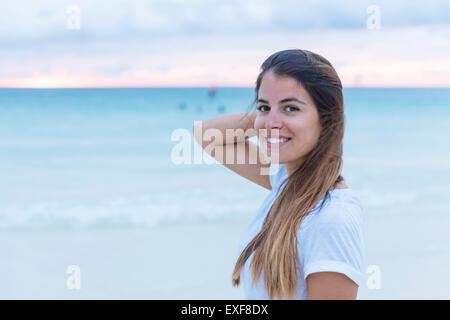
237,163,364,299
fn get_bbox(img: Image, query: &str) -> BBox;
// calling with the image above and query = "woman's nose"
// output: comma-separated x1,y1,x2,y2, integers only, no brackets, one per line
266,109,282,130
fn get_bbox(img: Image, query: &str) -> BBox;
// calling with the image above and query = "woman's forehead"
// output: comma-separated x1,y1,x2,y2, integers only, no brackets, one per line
258,72,312,105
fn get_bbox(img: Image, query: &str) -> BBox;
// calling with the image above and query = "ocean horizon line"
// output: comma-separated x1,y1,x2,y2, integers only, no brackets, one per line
0,86,449,90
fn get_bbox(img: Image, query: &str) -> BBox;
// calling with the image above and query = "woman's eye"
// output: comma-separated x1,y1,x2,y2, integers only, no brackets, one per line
257,105,299,112
285,105,299,112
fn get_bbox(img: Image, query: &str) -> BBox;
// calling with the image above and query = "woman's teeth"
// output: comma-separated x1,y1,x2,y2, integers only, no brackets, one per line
267,138,291,143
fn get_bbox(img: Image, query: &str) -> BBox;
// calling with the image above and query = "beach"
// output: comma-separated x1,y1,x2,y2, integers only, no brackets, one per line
2,211,450,299
1,223,246,299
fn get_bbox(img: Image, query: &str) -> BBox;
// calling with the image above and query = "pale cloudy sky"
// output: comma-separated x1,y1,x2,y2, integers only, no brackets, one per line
0,0,449,87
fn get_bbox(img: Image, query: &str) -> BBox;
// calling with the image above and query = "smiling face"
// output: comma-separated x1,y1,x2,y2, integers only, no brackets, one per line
254,70,322,175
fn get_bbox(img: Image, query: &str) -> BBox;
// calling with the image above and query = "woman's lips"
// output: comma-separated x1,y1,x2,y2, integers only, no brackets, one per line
266,138,291,149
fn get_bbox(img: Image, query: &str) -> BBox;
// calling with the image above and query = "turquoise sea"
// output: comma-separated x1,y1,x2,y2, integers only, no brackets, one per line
0,87,449,230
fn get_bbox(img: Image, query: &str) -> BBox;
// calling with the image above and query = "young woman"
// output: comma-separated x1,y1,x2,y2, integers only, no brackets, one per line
193,49,364,300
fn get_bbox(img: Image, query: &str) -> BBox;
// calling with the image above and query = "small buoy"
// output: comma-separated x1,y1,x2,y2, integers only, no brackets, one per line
196,105,203,113
178,102,187,110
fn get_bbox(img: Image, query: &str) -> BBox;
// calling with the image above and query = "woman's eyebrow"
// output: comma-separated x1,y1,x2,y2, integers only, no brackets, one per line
258,97,306,105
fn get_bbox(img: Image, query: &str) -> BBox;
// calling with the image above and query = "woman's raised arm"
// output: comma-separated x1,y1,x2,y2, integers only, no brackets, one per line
193,111,271,190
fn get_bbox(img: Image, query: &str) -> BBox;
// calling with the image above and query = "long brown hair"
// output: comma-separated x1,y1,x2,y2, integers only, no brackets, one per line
232,49,345,299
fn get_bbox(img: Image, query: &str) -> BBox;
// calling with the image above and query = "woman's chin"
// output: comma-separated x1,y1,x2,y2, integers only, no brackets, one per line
268,156,286,164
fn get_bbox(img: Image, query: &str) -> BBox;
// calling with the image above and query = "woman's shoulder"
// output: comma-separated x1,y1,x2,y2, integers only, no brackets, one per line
301,188,364,234
296,188,365,287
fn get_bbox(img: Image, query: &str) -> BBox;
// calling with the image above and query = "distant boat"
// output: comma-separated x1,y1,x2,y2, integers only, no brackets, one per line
208,86,217,98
